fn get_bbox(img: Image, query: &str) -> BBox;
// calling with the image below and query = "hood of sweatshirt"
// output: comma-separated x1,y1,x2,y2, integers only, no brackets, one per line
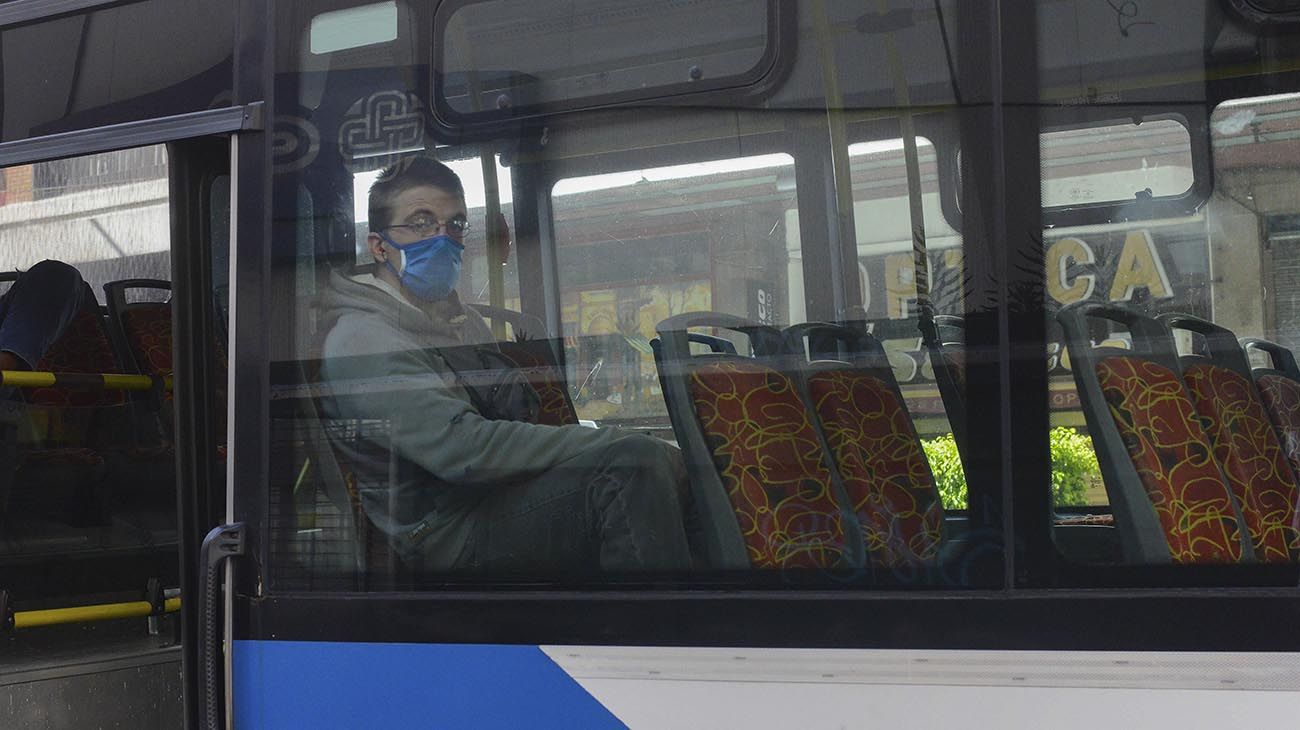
317,268,492,349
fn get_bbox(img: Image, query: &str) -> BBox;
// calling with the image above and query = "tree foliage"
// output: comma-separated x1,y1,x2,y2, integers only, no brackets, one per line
920,427,1102,510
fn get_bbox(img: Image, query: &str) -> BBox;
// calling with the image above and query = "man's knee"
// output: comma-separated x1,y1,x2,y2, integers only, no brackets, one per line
595,434,687,507
602,434,679,473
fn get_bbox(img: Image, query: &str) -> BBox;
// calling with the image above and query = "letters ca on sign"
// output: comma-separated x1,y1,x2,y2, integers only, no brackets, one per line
874,229,1174,320
1046,229,1173,305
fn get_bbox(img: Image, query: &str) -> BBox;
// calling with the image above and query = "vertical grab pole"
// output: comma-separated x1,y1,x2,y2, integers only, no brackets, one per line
811,0,857,320
875,0,933,336
481,152,508,340
448,20,508,340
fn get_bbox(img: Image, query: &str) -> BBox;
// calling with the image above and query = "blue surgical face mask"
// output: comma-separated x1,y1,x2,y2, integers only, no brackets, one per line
381,232,464,302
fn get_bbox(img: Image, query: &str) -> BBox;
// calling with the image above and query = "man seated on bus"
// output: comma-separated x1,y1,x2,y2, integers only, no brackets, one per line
318,156,696,573
0,260,92,383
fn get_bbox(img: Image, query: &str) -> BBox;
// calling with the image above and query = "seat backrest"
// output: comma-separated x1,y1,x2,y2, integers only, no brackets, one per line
1161,315,1299,562
269,358,401,588
1059,302,1250,564
104,278,230,447
1242,338,1300,490
26,282,125,411
653,311,863,571
0,268,127,451
104,279,173,384
467,303,578,427
784,322,945,568
921,314,968,460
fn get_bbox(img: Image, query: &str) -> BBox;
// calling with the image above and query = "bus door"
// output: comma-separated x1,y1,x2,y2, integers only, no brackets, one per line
0,3,245,729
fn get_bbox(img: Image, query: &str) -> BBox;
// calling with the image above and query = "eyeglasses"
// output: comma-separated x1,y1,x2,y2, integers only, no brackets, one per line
385,213,471,239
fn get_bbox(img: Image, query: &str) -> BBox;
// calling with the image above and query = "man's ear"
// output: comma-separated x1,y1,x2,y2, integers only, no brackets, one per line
367,233,387,263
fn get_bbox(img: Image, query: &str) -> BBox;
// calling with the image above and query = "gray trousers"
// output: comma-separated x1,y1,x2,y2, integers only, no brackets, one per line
444,434,699,573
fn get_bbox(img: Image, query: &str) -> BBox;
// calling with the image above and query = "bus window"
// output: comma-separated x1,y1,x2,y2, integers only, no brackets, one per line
269,1,990,592
0,146,179,605
551,153,798,425
437,0,775,120
1041,119,1195,209
1045,92,1300,572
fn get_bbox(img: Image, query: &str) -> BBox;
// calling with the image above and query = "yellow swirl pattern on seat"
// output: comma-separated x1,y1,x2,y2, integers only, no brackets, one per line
1257,374,1300,489
807,369,943,566
1096,356,1244,563
688,360,849,569
1184,363,1299,561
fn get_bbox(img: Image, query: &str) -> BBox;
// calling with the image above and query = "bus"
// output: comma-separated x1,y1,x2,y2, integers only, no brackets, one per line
2,1,1300,728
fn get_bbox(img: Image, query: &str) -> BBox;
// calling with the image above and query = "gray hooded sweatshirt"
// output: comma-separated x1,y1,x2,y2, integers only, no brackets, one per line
317,269,623,567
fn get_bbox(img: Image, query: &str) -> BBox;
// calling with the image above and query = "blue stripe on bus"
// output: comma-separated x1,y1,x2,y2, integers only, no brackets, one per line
232,640,625,729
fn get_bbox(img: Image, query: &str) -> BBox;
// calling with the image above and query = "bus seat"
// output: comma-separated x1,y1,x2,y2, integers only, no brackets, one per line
653,311,863,571
0,272,126,529
27,286,126,412
269,358,400,589
1160,315,1300,562
1241,338,1300,487
0,270,126,449
1059,302,1251,564
467,303,578,427
104,279,173,382
921,314,968,460
104,278,229,456
783,322,945,568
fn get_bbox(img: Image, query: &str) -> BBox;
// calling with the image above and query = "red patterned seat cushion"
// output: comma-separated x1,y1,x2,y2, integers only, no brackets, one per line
120,303,228,453
1096,356,1244,563
688,360,850,569
496,342,578,426
29,304,124,408
1183,364,1299,561
121,304,174,387
1256,374,1300,487
806,369,943,566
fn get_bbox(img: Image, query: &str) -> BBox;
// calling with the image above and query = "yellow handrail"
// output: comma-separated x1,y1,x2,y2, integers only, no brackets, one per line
12,597,181,630
0,369,171,392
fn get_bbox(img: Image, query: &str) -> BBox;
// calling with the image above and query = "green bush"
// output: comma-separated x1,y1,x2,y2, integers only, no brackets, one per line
920,427,1102,510
920,433,968,510
1047,427,1102,507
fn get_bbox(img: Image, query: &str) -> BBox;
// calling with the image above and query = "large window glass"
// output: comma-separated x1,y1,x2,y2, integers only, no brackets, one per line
1041,119,1194,208
437,0,773,118
1042,86,1300,574
267,0,990,592
0,146,178,604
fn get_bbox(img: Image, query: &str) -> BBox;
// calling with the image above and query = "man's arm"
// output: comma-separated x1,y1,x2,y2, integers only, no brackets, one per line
322,333,627,485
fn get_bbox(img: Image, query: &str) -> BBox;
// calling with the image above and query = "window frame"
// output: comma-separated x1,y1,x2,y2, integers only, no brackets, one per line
429,0,797,134
230,0,1300,659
